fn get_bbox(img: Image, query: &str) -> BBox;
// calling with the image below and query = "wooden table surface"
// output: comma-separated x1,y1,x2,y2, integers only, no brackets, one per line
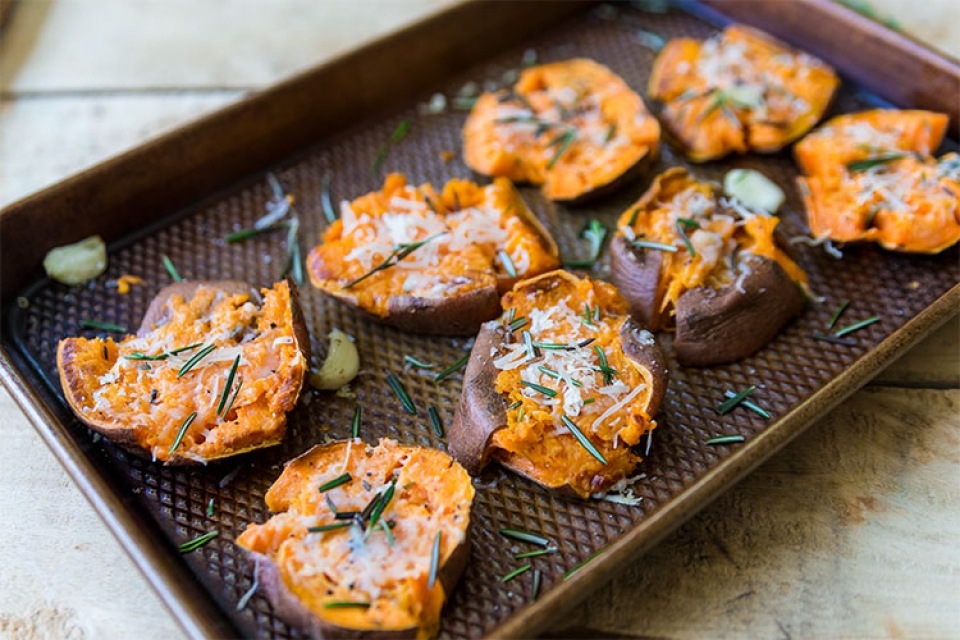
1,2,958,639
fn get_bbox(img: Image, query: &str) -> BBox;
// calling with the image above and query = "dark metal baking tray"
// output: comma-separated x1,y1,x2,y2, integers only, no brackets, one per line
1,1,957,638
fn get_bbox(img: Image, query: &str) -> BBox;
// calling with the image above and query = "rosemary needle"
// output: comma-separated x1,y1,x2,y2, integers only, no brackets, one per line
428,531,442,589
706,434,746,445
318,473,352,493
169,412,198,454
179,530,218,553
162,255,183,282
81,319,127,334
434,354,469,382
386,372,417,415
501,564,532,583
499,528,550,547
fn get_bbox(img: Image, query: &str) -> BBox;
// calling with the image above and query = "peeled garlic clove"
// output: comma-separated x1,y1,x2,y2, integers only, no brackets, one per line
309,329,359,390
723,169,785,214
43,235,108,285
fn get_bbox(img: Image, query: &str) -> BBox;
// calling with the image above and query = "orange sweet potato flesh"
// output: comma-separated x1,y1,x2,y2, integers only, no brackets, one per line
794,109,959,254
648,24,839,162
463,58,660,202
236,439,474,640
57,280,309,464
609,168,807,366
449,271,668,499
307,174,559,335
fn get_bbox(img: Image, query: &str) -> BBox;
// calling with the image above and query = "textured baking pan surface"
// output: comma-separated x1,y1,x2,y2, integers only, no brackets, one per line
4,3,958,639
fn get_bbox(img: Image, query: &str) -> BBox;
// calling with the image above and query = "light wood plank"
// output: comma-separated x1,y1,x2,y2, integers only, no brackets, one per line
0,0,460,93
572,387,960,639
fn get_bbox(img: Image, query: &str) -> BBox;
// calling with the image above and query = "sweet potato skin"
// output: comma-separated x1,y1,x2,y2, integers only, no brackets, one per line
58,279,310,464
239,440,473,639
609,236,667,332
449,315,669,495
673,256,805,366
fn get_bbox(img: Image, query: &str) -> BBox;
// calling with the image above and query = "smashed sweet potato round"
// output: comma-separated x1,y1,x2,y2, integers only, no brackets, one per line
648,24,839,162
794,109,960,254
449,270,668,499
306,174,559,335
237,438,474,640
57,280,309,464
609,168,807,366
463,58,660,202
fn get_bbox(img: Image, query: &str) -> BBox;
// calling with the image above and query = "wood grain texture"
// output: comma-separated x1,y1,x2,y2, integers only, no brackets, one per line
0,1,957,639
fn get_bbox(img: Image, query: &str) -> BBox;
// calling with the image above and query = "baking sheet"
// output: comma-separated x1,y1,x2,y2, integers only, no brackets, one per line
2,2,958,639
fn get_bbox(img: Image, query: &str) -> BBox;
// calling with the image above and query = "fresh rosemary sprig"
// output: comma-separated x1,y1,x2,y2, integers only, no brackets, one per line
178,530,219,553
168,412,198,454
561,415,608,465
342,231,447,289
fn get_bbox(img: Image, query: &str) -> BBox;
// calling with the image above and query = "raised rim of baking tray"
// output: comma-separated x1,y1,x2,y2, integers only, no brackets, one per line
1,1,958,638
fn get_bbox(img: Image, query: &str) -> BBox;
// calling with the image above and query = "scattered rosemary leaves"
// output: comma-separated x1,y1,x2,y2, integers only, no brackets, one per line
428,406,445,437
225,222,287,243
81,319,127,334
404,355,434,369
434,354,469,382
563,219,608,268
561,415,608,465
342,231,446,289
515,547,558,560
177,344,217,378
717,385,756,415
501,564,532,583
520,380,557,398
546,129,576,170
216,355,241,416
499,250,518,278
833,315,879,338
724,390,771,419
846,153,905,172
386,372,417,414
179,530,219,553
351,404,361,438
499,528,550,547
428,530,442,589
828,300,851,328
675,217,700,257
706,434,746,445
563,550,601,580
168,412,198,454
632,240,678,253
318,473,352,493
321,173,337,224
162,255,183,282
324,601,371,609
